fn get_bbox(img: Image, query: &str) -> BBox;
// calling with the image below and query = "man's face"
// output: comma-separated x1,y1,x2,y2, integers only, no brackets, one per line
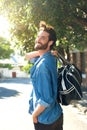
34,30,50,50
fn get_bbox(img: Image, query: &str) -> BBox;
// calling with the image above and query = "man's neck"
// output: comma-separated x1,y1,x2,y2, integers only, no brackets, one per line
38,49,50,56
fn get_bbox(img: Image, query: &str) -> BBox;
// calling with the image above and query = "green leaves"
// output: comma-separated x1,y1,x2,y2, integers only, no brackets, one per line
0,0,87,57
0,37,14,59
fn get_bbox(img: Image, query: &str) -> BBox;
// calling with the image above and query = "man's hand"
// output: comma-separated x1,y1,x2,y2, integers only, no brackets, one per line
32,104,46,123
32,113,38,123
51,50,58,57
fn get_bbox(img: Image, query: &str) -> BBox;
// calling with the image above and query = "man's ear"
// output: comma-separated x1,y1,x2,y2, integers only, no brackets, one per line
49,41,53,47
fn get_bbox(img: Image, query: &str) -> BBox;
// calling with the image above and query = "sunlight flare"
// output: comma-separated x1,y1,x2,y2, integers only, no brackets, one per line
0,15,10,39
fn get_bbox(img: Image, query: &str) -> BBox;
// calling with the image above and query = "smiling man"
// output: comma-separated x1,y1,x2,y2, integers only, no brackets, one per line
28,21,63,130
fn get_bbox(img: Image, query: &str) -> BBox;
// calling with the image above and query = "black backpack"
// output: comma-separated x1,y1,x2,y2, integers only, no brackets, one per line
57,54,83,105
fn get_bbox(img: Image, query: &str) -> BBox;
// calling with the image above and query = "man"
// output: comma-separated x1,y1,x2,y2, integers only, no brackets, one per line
28,21,63,130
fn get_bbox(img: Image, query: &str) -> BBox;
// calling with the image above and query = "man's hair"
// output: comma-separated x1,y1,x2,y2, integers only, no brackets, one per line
39,21,57,49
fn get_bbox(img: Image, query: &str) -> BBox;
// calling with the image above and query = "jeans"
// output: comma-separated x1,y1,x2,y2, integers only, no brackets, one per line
34,113,63,130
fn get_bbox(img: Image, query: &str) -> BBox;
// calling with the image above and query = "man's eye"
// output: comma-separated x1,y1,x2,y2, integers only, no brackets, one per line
41,37,45,40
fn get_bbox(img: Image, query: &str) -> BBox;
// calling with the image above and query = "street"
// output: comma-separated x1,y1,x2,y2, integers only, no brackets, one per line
0,78,87,130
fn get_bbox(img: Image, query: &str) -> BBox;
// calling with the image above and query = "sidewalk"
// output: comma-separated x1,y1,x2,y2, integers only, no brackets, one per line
0,79,34,130
72,86,87,115
0,78,87,115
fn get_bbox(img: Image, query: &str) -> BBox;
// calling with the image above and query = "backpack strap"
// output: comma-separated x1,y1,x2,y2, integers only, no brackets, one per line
57,53,70,65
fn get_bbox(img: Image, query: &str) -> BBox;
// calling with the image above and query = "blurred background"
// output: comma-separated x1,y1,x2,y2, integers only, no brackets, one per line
0,0,87,86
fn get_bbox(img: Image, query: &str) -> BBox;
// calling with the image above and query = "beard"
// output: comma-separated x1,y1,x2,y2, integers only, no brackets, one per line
34,42,49,50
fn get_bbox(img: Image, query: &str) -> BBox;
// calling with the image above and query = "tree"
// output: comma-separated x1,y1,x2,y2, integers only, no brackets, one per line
28,0,87,59
0,0,87,60
0,37,14,59
0,0,38,54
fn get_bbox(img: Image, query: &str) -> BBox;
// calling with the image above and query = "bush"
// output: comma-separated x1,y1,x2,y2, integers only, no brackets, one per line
0,64,13,69
21,63,33,73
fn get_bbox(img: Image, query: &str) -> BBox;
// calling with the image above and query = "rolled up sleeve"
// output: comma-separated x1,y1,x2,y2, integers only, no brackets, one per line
37,99,50,107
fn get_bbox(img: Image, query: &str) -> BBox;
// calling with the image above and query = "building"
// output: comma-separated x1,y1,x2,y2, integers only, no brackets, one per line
70,50,87,87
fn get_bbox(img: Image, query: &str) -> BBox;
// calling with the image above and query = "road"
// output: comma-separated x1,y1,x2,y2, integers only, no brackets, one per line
63,105,87,130
0,78,87,130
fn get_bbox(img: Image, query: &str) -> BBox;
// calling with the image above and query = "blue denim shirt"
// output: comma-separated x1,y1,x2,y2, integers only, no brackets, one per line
29,51,63,124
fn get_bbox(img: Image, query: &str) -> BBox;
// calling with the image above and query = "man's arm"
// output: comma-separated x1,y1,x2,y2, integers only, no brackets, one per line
25,50,58,60
25,51,40,60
